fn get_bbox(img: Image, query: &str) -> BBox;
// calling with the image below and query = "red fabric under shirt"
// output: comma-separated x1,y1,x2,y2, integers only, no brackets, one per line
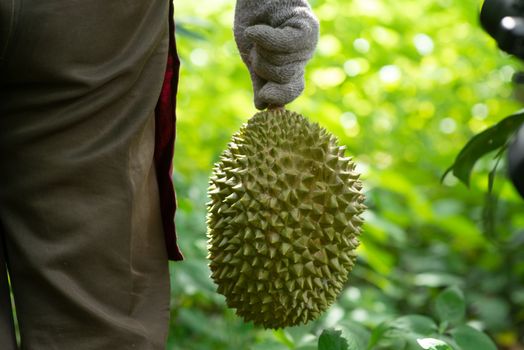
154,3,184,261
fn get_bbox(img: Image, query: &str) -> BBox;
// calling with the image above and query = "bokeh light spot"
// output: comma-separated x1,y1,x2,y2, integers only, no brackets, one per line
340,112,360,137
414,33,434,56
318,34,342,56
190,48,209,66
353,38,371,53
471,103,489,120
312,67,346,89
379,65,402,84
439,117,457,134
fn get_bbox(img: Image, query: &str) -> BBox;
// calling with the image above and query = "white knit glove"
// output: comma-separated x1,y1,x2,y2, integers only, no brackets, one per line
234,0,319,110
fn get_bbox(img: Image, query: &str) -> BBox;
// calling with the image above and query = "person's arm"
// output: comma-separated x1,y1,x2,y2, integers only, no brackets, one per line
234,0,319,110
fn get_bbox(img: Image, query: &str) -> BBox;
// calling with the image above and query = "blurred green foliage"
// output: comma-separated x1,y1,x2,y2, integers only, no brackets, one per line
168,0,524,349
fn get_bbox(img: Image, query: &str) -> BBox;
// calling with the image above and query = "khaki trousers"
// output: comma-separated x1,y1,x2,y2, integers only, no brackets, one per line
0,1,173,348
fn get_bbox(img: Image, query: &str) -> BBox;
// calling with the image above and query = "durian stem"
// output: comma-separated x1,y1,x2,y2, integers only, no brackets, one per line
267,105,285,112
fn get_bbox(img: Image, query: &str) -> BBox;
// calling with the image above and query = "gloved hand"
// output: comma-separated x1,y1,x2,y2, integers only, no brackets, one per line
234,0,319,110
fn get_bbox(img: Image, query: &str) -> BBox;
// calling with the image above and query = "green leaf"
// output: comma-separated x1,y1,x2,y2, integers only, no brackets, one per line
442,110,524,186
367,322,391,349
416,338,453,350
318,329,349,350
296,346,318,350
482,145,506,242
252,341,291,350
373,336,408,350
346,337,363,350
435,286,465,324
175,24,208,41
338,320,371,350
393,315,438,336
273,329,295,349
451,325,497,350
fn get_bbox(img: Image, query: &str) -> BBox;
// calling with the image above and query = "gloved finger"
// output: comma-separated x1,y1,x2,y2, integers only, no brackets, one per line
255,77,305,108
255,46,313,66
249,72,270,110
245,17,318,54
249,49,304,84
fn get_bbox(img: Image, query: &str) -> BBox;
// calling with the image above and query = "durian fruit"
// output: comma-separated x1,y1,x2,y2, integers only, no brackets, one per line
207,109,365,329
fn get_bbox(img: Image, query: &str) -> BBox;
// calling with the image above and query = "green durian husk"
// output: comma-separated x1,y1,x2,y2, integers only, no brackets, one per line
206,109,365,329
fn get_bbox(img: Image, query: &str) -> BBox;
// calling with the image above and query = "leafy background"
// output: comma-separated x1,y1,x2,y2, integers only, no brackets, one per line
167,0,524,349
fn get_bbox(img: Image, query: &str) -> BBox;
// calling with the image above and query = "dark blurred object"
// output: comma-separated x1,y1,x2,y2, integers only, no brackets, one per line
509,124,524,196
480,0,524,198
512,71,524,103
481,0,524,58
